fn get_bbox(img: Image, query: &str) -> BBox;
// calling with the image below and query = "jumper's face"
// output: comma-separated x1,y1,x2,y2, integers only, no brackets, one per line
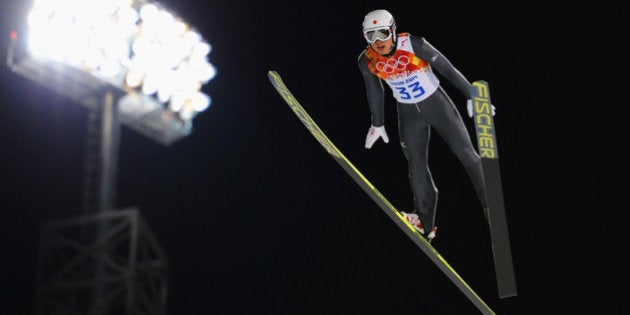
370,36,394,55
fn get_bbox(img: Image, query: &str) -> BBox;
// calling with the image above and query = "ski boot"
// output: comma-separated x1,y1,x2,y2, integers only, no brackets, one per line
401,211,425,234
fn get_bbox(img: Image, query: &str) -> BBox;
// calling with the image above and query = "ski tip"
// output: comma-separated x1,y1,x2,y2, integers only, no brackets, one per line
267,70,280,81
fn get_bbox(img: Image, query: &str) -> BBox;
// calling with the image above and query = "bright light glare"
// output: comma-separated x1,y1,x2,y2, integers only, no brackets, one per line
26,0,216,122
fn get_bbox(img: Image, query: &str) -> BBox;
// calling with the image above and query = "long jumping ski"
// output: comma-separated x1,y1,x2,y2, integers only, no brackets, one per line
268,70,496,315
470,81,518,298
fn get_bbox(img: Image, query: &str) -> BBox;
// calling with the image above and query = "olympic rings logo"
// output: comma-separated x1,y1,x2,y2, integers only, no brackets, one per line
376,55,410,74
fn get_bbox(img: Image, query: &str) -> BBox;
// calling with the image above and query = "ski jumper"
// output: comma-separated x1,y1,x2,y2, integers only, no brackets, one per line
357,33,487,232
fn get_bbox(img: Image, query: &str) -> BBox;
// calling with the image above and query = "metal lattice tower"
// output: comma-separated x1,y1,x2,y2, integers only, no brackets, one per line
35,208,169,315
8,39,170,315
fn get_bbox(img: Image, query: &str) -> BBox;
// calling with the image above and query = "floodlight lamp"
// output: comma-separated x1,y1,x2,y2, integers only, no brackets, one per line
24,0,217,127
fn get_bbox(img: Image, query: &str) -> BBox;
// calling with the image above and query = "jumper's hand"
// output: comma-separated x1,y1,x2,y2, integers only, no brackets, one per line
365,125,389,149
467,99,496,118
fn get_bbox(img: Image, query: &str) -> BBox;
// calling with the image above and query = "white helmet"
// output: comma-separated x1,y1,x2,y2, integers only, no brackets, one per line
362,9,396,43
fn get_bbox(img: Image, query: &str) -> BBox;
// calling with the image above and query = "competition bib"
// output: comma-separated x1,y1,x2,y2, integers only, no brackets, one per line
365,34,440,103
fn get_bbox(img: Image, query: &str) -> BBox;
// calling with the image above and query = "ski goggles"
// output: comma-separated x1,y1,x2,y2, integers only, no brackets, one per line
364,28,392,43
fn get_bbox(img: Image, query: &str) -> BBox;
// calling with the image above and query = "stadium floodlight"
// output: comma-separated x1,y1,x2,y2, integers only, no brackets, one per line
8,0,217,145
7,2,215,311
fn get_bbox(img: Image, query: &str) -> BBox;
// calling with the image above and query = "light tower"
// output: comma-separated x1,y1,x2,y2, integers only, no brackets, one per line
7,0,216,314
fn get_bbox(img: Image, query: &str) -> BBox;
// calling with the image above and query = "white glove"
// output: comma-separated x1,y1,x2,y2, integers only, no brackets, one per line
466,99,496,118
365,125,389,149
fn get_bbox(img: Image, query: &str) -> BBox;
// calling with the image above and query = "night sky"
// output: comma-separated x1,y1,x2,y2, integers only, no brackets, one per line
1,1,628,314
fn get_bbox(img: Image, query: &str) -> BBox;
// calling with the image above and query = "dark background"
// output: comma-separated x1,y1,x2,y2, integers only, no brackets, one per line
1,0,628,314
